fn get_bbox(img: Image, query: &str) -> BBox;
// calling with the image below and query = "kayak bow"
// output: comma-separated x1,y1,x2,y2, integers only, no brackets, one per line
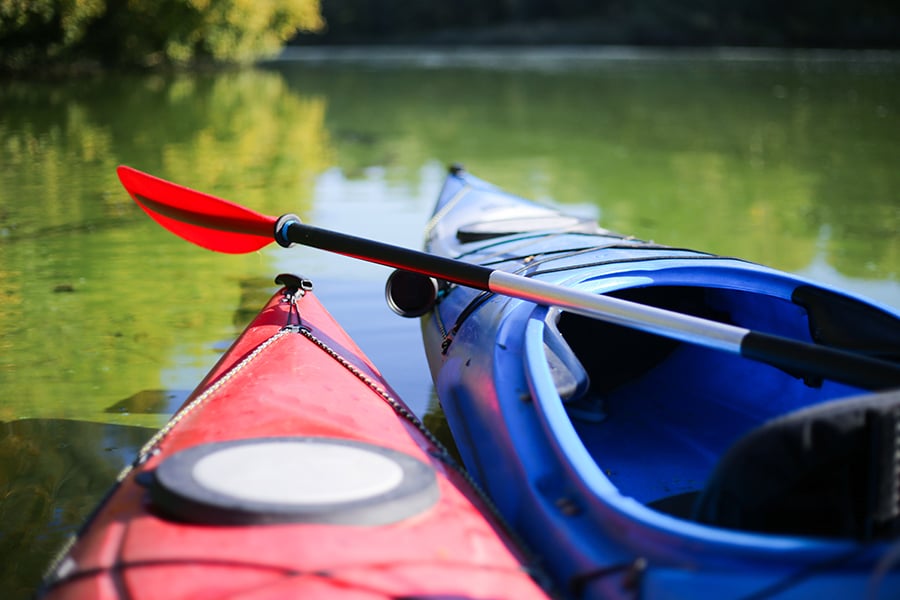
40,184,552,599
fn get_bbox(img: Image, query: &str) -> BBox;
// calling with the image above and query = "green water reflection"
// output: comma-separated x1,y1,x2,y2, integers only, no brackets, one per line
1,52,898,597
271,58,899,278
0,419,153,598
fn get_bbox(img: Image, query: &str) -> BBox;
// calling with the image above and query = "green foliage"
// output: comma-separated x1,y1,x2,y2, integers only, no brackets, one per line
0,0,324,71
308,0,900,47
0,0,105,68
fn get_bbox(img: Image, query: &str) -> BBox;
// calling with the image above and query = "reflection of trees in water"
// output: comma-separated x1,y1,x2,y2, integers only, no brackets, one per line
273,60,898,277
0,419,153,600
1,59,894,281
422,394,461,465
0,69,336,421
104,389,192,416
0,69,334,231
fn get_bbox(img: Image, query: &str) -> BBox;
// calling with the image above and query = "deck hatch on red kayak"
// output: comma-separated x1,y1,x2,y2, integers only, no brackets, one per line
148,437,439,526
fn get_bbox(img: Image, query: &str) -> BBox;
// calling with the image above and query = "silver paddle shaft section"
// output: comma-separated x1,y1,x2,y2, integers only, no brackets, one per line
489,271,748,353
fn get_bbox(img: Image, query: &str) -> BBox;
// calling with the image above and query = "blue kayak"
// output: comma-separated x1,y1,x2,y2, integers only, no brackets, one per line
398,166,900,599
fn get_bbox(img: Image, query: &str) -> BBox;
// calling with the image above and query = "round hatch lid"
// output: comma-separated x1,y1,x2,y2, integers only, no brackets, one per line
149,437,439,526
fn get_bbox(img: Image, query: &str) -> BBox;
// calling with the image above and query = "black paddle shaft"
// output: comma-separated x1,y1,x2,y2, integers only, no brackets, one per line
276,217,493,289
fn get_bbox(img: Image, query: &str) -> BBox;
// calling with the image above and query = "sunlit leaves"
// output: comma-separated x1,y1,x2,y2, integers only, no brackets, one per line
0,0,325,69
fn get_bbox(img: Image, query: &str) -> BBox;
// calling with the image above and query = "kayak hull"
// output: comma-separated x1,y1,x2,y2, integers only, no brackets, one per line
419,168,900,599
42,279,549,599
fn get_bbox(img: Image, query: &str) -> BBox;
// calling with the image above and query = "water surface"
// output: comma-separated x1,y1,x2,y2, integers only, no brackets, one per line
1,48,898,597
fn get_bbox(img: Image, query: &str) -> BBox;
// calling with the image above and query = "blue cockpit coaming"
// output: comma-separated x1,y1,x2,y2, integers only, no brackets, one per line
514,264,899,563
521,303,889,570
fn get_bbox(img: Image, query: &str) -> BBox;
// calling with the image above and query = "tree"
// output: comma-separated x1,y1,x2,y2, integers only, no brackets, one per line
0,0,325,71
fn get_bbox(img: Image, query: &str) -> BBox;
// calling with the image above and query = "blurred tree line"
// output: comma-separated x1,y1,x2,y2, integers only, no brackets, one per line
300,0,899,48
2,0,897,73
0,0,324,72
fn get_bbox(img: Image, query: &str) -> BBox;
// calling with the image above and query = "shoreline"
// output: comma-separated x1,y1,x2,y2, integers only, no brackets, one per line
5,45,899,79
271,45,900,67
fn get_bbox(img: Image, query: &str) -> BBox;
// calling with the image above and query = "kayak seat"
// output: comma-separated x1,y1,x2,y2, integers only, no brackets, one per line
692,389,900,540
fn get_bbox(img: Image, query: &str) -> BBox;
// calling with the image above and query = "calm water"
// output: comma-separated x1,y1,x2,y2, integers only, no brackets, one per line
1,48,899,597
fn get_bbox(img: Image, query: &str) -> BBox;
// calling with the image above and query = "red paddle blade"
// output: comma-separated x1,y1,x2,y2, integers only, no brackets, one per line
117,166,278,254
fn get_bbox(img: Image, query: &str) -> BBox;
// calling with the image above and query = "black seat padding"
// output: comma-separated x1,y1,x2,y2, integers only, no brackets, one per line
693,389,900,540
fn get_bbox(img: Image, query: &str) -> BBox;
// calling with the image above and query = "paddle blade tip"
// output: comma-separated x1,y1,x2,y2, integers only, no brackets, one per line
116,165,278,254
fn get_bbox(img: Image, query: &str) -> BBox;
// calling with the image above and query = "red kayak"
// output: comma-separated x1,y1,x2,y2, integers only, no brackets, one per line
41,274,550,599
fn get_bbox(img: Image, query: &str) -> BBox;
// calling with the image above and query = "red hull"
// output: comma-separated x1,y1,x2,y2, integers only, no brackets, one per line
42,282,548,599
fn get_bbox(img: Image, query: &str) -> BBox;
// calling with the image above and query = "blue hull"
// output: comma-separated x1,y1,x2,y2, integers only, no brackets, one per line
418,168,900,599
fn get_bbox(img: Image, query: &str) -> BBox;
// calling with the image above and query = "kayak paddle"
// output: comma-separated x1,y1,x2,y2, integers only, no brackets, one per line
117,165,900,391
